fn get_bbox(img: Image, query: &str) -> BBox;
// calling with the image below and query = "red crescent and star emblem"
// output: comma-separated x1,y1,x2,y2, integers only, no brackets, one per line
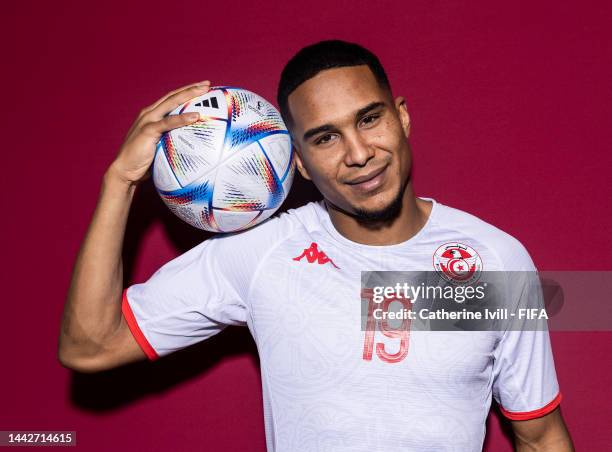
433,242,483,284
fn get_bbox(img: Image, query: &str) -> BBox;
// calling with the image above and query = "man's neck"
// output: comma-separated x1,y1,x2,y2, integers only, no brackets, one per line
325,187,432,246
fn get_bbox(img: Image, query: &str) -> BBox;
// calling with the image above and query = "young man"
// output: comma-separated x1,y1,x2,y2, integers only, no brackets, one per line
59,40,573,451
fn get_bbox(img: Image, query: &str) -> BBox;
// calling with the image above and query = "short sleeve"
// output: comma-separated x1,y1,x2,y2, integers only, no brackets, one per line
122,236,251,361
121,209,299,361
491,247,562,420
492,328,561,420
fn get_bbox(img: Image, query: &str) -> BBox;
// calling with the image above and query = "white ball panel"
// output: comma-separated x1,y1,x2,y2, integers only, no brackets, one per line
166,119,227,187
213,209,261,232
258,134,292,180
282,157,296,195
212,142,277,210
152,144,181,191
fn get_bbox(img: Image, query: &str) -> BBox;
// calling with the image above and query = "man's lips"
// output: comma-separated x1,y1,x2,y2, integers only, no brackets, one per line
344,165,389,193
345,165,388,185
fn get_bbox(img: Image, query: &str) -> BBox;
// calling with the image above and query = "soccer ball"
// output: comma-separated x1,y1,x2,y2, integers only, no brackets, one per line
152,86,295,232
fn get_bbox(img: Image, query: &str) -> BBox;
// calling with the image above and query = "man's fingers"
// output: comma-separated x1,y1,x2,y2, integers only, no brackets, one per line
141,112,200,137
142,83,211,124
124,81,210,142
142,80,210,114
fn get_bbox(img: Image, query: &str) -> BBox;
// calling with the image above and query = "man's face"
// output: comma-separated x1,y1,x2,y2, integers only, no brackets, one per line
287,65,412,220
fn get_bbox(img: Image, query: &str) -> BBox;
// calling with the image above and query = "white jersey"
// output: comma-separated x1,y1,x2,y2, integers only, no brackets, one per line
122,198,561,452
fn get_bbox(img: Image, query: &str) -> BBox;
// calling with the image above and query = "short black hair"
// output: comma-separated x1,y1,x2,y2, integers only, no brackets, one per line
277,40,391,130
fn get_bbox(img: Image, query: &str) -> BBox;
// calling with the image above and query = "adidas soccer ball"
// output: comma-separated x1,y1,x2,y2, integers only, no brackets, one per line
152,86,295,232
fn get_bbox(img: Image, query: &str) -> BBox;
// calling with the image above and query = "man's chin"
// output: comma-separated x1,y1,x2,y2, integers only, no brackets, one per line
351,191,405,223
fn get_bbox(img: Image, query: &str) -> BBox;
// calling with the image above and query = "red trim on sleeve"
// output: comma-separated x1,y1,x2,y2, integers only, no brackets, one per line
500,392,562,421
121,288,160,361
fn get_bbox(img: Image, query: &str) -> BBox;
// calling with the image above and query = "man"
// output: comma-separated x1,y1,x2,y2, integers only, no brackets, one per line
59,40,573,451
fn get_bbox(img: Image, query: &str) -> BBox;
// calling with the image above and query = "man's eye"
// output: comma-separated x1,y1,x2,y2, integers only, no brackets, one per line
315,134,335,145
361,114,380,126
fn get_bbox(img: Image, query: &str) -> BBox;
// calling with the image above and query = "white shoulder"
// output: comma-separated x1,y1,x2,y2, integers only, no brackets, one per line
204,201,320,256
434,202,536,271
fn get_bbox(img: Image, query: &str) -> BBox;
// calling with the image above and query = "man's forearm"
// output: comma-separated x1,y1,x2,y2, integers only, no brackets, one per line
513,409,574,452
516,436,574,452
58,166,136,364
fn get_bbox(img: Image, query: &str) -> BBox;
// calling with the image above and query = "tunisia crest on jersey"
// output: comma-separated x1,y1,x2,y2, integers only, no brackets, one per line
433,242,483,284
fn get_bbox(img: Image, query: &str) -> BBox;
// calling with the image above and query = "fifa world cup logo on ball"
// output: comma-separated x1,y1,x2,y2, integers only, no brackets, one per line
152,87,295,233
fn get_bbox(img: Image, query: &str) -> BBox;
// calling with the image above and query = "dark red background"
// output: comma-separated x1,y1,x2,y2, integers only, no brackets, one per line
2,0,611,450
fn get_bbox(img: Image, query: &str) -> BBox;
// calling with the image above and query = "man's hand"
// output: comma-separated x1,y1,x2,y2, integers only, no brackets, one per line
108,80,211,186
511,407,574,451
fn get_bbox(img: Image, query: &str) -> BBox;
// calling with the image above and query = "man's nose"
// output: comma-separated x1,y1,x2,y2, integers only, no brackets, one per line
343,131,374,166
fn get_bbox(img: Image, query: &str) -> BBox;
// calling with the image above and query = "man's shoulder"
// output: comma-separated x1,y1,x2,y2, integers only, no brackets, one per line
207,200,324,249
249,199,324,236
280,199,326,231
432,201,536,271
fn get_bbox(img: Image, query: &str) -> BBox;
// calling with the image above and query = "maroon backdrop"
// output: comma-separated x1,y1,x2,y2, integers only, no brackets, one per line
2,0,611,450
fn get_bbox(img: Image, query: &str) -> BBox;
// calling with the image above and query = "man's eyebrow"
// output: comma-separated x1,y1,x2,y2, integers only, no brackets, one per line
303,124,335,142
302,101,387,142
355,101,386,118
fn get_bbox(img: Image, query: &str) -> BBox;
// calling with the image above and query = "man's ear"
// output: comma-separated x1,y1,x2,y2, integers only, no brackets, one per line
395,96,411,138
292,140,312,181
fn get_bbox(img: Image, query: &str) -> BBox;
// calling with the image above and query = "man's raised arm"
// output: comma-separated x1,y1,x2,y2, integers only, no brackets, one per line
58,81,210,373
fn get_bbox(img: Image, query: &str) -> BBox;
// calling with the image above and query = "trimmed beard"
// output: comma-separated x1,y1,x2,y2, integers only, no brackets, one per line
352,183,405,223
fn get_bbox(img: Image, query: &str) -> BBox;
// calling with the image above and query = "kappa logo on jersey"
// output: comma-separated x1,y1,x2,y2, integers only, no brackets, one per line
433,242,482,284
293,242,340,269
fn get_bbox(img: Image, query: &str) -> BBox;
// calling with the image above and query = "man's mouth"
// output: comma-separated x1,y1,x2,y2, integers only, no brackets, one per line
345,165,388,192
